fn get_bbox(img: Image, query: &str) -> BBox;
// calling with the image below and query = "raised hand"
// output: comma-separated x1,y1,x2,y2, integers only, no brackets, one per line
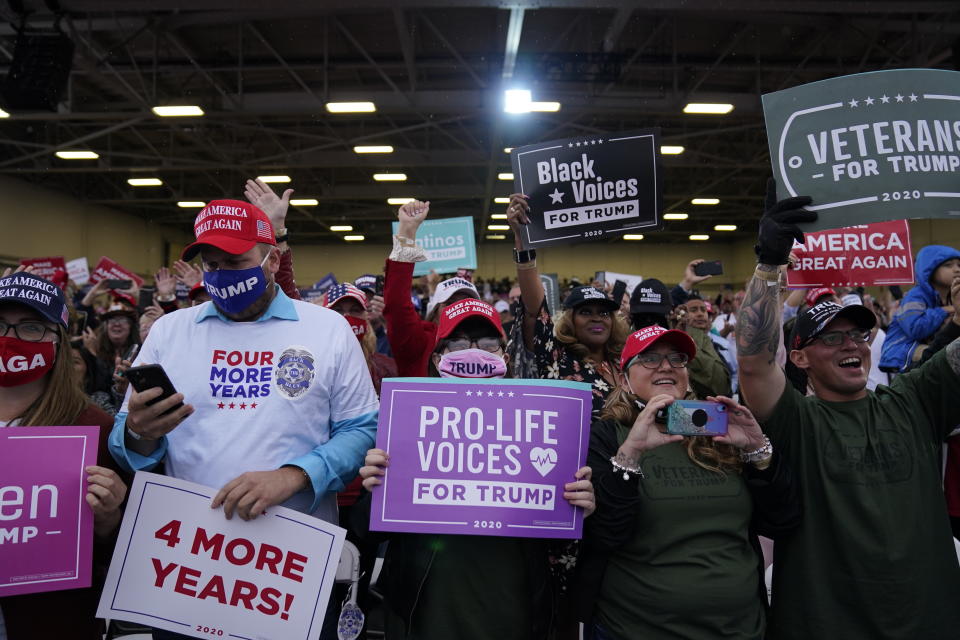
756,178,817,266
681,259,712,289
154,266,176,297
244,178,293,232
505,193,530,236
172,260,203,288
396,199,429,239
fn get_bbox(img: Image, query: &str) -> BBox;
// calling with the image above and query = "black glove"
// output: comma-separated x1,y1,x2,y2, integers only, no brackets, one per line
755,178,817,265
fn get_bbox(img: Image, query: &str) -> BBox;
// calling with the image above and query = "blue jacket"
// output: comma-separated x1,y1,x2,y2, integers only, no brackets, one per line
879,244,960,371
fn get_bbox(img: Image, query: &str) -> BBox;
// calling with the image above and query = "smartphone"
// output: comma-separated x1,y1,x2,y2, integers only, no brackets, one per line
889,285,903,300
106,278,134,290
122,343,140,363
611,280,628,308
693,261,723,277
126,364,183,415
665,400,728,436
138,286,156,310
72,310,88,335
374,275,384,297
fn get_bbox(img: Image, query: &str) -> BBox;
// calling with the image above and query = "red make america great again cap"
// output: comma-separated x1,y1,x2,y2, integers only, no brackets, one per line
181,199,276,260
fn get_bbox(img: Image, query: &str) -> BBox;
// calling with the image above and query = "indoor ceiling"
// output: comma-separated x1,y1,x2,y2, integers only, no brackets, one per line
0,0,957,244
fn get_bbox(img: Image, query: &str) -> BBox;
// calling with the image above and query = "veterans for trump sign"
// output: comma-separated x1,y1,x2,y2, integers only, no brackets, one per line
763,68,960,231
787,219,914,288
98,472,345,640
510,129,662,247
1,426,99,596
370,378,592,539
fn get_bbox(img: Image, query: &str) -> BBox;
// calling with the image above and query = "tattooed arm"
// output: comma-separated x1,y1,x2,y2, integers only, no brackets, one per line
736,264,787,421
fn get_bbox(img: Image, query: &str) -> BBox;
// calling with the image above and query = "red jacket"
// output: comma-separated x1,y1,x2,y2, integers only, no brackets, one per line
383,259,436,377
276,248,302,300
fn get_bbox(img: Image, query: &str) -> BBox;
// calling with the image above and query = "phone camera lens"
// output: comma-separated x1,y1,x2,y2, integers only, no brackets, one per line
691,409,709,427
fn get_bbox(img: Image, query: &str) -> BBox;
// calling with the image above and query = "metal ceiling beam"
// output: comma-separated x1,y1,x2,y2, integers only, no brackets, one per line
602,8,633,53
393,8,417,93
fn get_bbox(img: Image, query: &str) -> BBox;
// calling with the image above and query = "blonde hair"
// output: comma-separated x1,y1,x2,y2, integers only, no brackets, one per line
553,308,628,367
20,328,89,427
600,385,742,474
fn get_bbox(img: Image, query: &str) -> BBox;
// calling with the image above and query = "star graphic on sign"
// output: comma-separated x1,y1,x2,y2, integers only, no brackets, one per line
864,96,875,105
880,94,890,103
486,390,494,397
848,98,859,107
598,139,603,144
250,403,257,409
228,402,236,409
590,139,596,145
508,391,515,397
217,402,225,409
908,93,918,102
568,142,573,148
895,93,904,102
497,391,504,397
466,390,473,396
575,141,581,147
477,389,485,396
239,403,247,409
549,188,565,204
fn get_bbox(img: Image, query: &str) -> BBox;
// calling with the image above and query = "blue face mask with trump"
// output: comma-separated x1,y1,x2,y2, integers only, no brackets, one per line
202,253,270,314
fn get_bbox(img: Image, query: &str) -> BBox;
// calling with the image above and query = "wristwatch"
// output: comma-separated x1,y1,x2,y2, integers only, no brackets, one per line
513,248,537,264
275,227,289,243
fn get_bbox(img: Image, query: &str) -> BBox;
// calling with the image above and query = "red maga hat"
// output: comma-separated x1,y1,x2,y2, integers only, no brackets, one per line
181,200,276,261
620,325,697,371
435,298,505,343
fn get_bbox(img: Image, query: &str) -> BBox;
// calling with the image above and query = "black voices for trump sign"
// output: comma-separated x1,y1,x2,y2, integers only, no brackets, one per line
763,69,960,231
510,129,663,247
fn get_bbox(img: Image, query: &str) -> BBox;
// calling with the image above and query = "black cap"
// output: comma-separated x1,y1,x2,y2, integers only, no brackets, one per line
0,272,69,327
562,286,619,311
792,301,876,350
629,278,672,316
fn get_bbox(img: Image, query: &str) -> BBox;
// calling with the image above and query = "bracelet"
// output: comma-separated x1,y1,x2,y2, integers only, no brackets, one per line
155,293,176,303
516,260,537,271
126,424,157,442
394,234,417,247
513,248,537,264
610,455,644,480
739,435,773,464
275,233,289,244
275,226,288,238
753,265,780,282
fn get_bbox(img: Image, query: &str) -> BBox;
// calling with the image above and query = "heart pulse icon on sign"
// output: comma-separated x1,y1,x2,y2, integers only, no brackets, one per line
529,447,558,476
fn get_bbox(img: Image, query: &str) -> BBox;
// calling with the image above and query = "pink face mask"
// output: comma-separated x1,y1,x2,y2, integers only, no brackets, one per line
0,337,55,387
344,315,367,342
438,348,507,379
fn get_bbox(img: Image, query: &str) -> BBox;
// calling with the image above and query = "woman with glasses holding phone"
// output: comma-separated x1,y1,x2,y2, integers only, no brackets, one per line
577,324,800,640
505,194,629,417
0,270,127,640
356,298,595,640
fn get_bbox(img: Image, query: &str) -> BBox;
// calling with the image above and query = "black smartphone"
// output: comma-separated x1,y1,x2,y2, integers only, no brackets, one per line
122,343,140,363
374,275,384,297
73,310,88,335
889,285,903,300
138,286,156,310
611,280,628,308
106,278,134,290
693,261,723,277
126,364,183,415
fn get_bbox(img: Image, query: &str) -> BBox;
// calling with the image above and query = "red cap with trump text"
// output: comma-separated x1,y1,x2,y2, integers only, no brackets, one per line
181,200,276,261
436,299,505,342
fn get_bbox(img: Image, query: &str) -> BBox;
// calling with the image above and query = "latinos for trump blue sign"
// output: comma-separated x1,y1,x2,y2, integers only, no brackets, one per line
392,216,477,276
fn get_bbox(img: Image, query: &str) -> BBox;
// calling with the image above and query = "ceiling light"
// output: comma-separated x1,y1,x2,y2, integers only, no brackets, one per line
692,198,719,205
257,175,291,183
498,173,514,181
714,224,737,231
491,214,508,220
488,224,510,231
127,178,163,186
373,173,407,181
663,213,689,220
55,150,99,160
387,197,415,205
683,103,734,114
177,201,206,208
151,105,204,117
660,145,685,155
504,89,533,113
493,197,511,204
290,199,319,206
330,225,354,232
353,145,394,153
623,234,644,240
503,148,513,153
344,235,365,241
486,234,507,240
0,107,9,118
689,234,710,241
530,102,561,112
326,102,376,113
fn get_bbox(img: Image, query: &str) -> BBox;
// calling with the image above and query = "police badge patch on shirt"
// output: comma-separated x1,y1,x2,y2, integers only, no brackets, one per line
275,346,317,399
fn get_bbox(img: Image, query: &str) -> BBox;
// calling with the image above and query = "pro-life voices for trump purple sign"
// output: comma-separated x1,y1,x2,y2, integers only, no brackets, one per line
370,378,592,539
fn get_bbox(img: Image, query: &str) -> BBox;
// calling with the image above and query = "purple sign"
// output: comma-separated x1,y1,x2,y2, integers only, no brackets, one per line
0,426,99,596
371,378,592,539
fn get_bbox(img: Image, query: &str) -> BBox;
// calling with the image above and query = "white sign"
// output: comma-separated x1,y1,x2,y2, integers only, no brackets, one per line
97,472,345,640
66,257,90,286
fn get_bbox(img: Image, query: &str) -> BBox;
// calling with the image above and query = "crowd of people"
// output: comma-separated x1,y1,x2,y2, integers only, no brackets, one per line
0,175,958,640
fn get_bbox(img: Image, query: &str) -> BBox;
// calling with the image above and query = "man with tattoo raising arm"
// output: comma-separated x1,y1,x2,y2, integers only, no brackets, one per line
737,183,960,640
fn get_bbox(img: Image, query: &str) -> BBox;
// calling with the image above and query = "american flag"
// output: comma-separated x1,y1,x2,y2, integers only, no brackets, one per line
256,219,273,240
323,283,367,309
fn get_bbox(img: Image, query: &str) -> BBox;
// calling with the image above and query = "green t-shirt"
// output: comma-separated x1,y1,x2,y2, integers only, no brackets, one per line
596,435,764,640
763,349,960,640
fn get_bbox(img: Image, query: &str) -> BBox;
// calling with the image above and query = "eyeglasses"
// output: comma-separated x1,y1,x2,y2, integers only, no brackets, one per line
106,316,131,325
0,320,57,342
810,329,871,347
576,306,612,319
631,352,689,369
445,336,504,353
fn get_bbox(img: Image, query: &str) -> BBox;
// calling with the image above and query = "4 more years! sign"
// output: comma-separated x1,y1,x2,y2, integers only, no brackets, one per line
787,219,915,287
371,378,592,539
763,68,960,231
